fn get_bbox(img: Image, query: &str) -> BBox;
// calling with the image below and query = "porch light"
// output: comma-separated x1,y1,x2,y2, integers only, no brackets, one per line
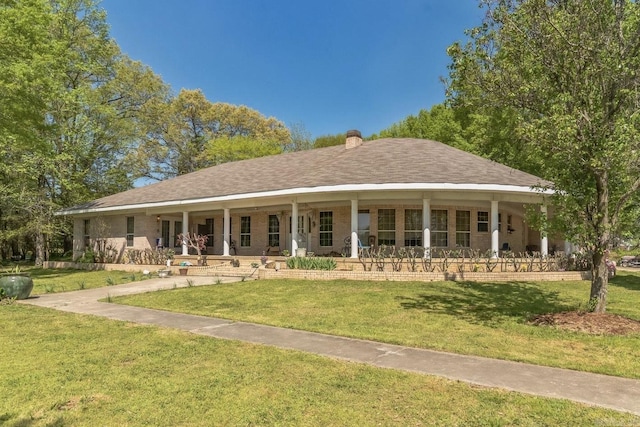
507,226,515,234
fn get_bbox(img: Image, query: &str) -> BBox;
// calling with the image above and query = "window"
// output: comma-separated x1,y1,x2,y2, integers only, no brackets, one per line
126,216,134,247
478,212,501,232
430,210,448,247
404,209,422,246
240,216,251,247
378,209,396,246
174,221,182,247
357,210,370,245
288,216,305,235
456,210,471,248
268,215,280,247
161,220,170,248
206,218,214,247
477,211,489,232
319,211,333,246
83,219,91,249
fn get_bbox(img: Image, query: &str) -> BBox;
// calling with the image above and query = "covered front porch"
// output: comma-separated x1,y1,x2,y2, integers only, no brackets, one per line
135,189,565,261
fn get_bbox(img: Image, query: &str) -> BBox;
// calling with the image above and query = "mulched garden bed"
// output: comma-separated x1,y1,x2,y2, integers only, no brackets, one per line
529,311,640,335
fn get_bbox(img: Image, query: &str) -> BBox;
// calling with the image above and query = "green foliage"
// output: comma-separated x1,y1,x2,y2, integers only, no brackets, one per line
378,104,475,152
313,133,346,148
285,256,337,270
77,250,96,264
0,288,14,304
203,135,282,165
446,0,640,311
0,0,169,264
138,89,290,179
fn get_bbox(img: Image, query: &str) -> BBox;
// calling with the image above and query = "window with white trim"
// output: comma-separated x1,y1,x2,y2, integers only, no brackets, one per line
319,211,333,246
240,216,251,247
430,210,448,247
456,210,471,248
126,217,134,247
404,209,422,247
268,215,280,247
477,211,489,232
378,209,396,246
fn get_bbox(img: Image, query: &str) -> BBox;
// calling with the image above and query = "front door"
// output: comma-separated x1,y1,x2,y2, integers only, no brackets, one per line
287,214,309,253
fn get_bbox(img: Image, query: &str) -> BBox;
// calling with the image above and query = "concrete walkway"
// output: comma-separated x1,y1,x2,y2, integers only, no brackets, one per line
19,276,640,417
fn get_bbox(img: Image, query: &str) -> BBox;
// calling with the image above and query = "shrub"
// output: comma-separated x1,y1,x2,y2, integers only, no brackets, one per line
286,256,337,270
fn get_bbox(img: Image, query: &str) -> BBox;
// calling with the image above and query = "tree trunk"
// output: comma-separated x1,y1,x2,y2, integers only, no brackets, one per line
589,251,608,313
35,232,45,267
589,171,610,313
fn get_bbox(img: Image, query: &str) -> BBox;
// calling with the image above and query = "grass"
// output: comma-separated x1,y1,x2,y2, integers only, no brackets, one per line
26,268,146,294
113,271,640,379
2,304,638,426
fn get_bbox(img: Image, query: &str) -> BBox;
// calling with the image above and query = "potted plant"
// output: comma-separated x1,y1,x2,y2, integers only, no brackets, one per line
0,265,34,300
177,261,191,276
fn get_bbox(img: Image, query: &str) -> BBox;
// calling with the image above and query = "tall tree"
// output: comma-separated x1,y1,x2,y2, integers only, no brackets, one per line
0,0,168,264
0,0,56,260
140,89,290,180
284,122,313,152
378,104,474,152
447,0,640,312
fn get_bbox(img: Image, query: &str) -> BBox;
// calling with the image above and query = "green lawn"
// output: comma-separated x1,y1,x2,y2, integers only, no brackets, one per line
2,304,638,426
113,271,640,378
27,268,146,294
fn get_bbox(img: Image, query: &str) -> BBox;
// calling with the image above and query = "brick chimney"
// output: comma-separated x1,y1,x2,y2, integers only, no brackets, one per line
345,129,362,149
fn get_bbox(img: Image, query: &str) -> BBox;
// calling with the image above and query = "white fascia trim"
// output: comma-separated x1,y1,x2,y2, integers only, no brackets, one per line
58,183,554,216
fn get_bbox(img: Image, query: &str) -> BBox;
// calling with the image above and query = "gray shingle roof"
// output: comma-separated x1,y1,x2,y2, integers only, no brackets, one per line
63,138,551,213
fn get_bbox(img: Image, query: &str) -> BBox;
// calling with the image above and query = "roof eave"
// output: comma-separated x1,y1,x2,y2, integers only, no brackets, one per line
57,183,554,216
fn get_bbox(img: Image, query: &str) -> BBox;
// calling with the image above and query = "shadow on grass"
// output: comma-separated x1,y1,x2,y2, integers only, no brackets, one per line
396,281,575,326
610,271,640,291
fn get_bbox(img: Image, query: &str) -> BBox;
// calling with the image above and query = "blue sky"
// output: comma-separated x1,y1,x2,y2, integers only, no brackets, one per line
102,0,485,139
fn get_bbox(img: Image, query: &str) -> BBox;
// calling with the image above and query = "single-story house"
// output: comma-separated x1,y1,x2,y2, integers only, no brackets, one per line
59,131,565,261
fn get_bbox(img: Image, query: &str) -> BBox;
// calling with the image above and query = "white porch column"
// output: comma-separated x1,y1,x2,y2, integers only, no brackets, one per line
291,201,299,255
491,201,499,258
423,198,431,258
223,208,230,256
540,205,549,256
350,199,358,258
182,211,189,256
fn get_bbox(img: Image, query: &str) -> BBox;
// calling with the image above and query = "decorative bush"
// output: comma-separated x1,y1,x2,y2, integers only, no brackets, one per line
124,248,175,265
357,246,590,273
286,256,337,271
